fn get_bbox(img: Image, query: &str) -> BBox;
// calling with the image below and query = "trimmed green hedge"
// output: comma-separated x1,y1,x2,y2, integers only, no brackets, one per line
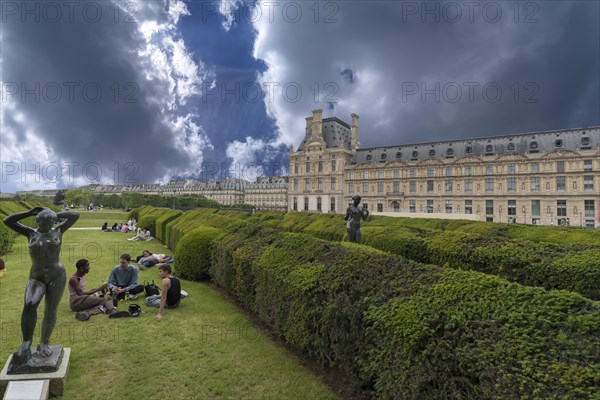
154,209,182,242
174,226,225,280
0,201,59,255
212,229,600,399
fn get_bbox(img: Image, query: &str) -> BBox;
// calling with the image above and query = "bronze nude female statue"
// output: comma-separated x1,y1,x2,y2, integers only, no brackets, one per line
344,195,369,243
3,207,79,373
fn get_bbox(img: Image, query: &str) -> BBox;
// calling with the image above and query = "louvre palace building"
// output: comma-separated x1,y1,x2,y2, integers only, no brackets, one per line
288,109,599,228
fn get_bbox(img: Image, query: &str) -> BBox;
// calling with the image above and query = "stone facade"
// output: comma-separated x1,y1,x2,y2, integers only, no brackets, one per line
245,176,288,211
290,109,600,227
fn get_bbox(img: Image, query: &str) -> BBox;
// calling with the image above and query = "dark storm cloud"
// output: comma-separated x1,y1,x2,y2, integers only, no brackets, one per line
252,1,599,149
1,0,209,191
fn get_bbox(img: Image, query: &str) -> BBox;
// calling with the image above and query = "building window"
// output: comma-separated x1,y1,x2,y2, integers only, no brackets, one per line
508,163,515,174
363,182,368,193
531,163,539,173
485,179,494,192
393,181,400,193
531,176,540,192
331,160,336,171
584,160,592,172
465,179,472,193
349,182,355,193
445,167,452,177
294,163,298,174
349,171,354,179
584,176,594,191
330,197,335,212
557,200,567,217
305,178,310,192
556,161,565,173
304,197,309,211
507,142,515,151
317,197,322,212
410,180,416,193
507,177,516,192
445,180,453,193
409,200,416,213
445,200,453,213
412,150,418,159
556,176,566,192
485,165,493,175
393,169,400,179
427,180,434,192
378,170,384,179
293,179,298,191
377,200,383,212
465,200,472,214
427,167,434,177
427,200,434,213
508,200,516,216
531,200,540,217
486,200,494,215
410,168,416,177
306,162,310,173
378,181,383,194
366,155,372,161
429,149,436,157
331,177,336,191
396,151,402,159
318,178,323,191
486,144,493,153
363,171,369,179
465,165,472,176
584,200,595,217
293,197,298,211
318,161,323,172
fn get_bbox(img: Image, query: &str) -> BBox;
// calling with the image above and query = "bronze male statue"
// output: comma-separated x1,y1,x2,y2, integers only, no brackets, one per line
3,207,79,373
344,195,369,243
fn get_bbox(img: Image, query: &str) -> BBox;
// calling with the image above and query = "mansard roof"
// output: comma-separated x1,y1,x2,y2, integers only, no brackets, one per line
350,127,599,165
297,117,352,151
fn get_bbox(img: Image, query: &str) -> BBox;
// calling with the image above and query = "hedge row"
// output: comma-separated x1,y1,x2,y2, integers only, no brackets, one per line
155,208,600,300
172,221,600,399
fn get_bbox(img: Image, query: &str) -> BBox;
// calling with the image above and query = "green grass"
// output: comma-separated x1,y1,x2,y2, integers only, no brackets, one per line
0,212,337,399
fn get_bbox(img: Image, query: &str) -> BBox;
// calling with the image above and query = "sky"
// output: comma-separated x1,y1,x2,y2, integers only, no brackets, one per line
1,0,598,193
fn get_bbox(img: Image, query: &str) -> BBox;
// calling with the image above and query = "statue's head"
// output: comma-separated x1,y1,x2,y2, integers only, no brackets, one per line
36,208,57,232
352,195,361,206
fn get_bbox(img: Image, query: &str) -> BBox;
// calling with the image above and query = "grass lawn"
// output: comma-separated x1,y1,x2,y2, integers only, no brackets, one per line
0,211,338,399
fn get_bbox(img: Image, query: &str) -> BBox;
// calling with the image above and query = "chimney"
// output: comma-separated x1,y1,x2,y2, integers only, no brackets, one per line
311,109,323,140
350,113,360,150
305,116,313,137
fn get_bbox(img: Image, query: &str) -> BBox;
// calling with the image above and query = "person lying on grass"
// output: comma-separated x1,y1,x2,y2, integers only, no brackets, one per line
137,250,171,270
69,259,129,321
146,264,181,320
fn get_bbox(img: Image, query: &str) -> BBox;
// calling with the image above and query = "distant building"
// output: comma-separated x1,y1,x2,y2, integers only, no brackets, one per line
290,109,600,227
245,176,288,211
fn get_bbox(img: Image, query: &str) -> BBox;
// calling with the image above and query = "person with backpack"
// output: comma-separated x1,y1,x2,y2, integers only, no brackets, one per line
146,264,181,320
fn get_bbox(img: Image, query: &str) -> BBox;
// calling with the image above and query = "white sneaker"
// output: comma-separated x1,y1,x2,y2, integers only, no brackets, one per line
128,294,138,300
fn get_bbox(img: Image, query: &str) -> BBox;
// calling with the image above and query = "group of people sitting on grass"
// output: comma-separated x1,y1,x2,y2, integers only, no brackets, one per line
127,227,153,241
69,253,183,321
102,218,137,233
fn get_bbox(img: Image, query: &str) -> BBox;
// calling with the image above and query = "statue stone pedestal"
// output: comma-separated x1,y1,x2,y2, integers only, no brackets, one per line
0,348,71,397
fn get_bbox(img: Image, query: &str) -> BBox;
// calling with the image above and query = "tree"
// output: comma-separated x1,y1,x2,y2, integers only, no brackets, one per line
53,190,66,206
65,188,92,207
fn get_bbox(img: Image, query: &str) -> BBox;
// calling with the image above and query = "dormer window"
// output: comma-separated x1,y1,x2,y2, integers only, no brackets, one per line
396,151,402,159
486,144,493,153
366,154,372,161
446,148,454,156
411,150,418,159
581,137,591,148
381,153,387,160
429,149,436,157
507,143,515,151
555,139,563,148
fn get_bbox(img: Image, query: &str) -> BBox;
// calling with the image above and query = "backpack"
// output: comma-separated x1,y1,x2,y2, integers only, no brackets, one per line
144,280,160,297
128,304,141,317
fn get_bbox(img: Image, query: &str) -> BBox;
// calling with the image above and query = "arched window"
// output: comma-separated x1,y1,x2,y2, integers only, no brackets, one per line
304,197,309,211
293,197,298,211
317,197,322,212
330,197,335,212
